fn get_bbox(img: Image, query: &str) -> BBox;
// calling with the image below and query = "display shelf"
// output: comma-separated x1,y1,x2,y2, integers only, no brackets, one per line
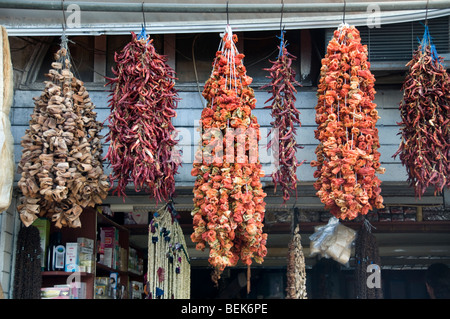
42,271,93,277
39,207,147,299
96,262,127,275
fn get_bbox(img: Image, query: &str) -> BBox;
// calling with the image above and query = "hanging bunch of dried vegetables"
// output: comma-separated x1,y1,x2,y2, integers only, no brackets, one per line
191,26,267,284
286,225,307,299
263,31,304,203
393,25,450,197
105,29,181,203
354,219,383,299
17,35,109,228
311,24,385,220
147,202,190,299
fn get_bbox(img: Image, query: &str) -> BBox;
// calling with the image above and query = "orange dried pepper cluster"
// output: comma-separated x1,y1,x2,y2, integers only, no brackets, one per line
191,27,267,280
311,24,385,220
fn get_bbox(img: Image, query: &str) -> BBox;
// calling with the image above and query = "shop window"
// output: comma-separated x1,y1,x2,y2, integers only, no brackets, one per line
243,30,301,84
175,33,220,84
36,36,95,82
175,30,304,85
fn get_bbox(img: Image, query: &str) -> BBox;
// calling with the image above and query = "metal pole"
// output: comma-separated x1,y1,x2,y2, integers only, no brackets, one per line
0,0,449,13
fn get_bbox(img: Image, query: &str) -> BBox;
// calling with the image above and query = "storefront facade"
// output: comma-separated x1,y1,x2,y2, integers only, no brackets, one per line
0,1,449,299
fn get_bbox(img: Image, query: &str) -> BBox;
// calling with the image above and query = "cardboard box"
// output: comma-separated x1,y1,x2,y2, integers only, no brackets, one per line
32,218,50,270
65,242,79,272
100,227,118,268
41,287,70,299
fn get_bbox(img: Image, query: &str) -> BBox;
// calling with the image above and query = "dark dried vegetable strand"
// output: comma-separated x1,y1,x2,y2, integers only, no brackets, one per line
105,31,181,203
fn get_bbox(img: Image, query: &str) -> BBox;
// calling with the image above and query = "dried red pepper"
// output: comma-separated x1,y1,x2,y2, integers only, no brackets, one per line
262,34,304,203
105,31,181,203
311,24,385,220
191,26,267,283
394,26,450,197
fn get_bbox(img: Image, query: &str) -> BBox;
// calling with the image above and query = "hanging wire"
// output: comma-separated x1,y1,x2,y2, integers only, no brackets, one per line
425,0,429,26
226,1,229,26
138,1,149,40
277,0,286,58
61,0,67,31
342,0,347,25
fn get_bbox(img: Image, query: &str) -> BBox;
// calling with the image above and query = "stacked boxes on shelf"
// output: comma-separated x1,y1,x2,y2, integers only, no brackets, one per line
95,273,125,299
99,227,118,269
64,237,94,273
41,282,87,299
98,226,126,271
78,237,95,273
128,247,144,275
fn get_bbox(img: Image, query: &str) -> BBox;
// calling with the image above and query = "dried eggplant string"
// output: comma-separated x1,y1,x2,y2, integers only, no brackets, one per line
17,34,109,228
312,24,385,220
191,26,267,286
263,28,304,204
394,25,450,197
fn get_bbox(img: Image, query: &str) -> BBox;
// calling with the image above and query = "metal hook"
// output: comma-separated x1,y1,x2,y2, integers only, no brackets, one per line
279,0,284,32
61,0,67,31
226,1,229,26
142,1,147,30
342,0,347,24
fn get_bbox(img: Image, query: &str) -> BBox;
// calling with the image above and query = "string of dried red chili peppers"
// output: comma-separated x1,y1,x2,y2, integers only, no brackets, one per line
191,26,267,284
393,26,450,197
105,30,181,203
262,31,304,203
311,24,385,220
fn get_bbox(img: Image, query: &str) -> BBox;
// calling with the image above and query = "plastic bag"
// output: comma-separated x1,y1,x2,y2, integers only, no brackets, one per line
309,216,357,265
0,25,14,213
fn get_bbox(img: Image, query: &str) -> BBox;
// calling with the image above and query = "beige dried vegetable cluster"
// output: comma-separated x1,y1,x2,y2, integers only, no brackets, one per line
286,225,307,299
17,43,109,228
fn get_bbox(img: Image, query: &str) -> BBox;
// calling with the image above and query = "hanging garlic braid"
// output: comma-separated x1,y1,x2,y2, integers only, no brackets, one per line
354,219,383,299
286,225,307,299
13,225,42,299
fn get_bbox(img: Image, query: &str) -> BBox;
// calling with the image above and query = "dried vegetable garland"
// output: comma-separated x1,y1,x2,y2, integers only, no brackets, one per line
311,24,385,220
191,26,267,284
13,225,42,299
0,25,14,213
354,220,383,299
263,32,304,203
17,36,109,228
147,203,190,299
105,30,181,202
393,26,450,197
286,225,307,299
